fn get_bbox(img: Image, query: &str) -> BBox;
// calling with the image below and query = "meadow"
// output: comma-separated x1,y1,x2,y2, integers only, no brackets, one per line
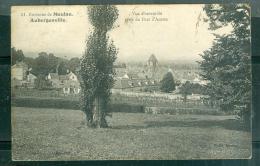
12,107,251,160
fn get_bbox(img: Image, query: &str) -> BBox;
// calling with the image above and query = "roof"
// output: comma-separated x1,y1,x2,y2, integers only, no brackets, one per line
119,72,140,80
115,71,126,78
67,71,77,78
113,79,131,89
127,73,139,79
11,61,28,69
28,73,37,79
49,73,59,80
113,78,158,89
59,75,68,80
49,71,78,82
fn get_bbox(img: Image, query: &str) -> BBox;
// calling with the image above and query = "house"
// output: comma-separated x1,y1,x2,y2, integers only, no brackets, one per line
113,72,159,92
26,73,37,88
11,61,28,81
47,71,80,94
11,61,37,88
61,72,80,94
114,63,127,78
121,73,139,79
113,78,132,90
12,78,22,88
47,73,59,80
66,71,78,81
47,73,60,88
62,80,80,94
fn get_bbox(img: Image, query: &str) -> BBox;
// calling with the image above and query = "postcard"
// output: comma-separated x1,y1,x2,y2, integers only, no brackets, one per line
11,4,251,160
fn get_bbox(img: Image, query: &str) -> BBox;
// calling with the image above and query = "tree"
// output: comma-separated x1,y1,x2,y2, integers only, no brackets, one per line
32,52,51,76
57,61,69,75
178,82,206,101
79,5,118,128
179,81,192,102
160,71,176,93
68,57,80,72
24,57,35,69
199,4,251,119
34,74,51,90
47,53,60,73
32,52,65,76
11,47,25,65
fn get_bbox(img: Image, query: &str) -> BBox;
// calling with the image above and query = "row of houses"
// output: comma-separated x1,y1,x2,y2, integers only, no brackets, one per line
11,60,208,95
11,61,158,94
114,61,160,91
46,72,80,94
11,61,80,94
113,74,159,92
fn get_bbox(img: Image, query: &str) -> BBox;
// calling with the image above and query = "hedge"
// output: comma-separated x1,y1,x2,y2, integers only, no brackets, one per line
12,97,144,113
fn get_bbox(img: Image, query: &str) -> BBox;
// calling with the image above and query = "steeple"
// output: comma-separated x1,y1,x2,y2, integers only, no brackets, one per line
147,54,159,78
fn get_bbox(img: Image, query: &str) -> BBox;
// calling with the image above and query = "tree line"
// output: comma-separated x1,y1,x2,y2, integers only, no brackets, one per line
12,47,81,76
199,4,251,122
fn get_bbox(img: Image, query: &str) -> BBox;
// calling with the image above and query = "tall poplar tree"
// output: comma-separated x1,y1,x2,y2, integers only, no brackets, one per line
79,5,118,128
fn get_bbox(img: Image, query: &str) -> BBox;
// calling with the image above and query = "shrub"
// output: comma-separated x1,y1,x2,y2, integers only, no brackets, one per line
160,72,176,93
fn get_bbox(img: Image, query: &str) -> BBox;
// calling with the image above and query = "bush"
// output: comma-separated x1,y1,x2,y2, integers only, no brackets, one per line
160,72,175,93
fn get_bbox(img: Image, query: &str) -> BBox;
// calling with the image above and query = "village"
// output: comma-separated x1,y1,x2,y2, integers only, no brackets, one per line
11,53,208,102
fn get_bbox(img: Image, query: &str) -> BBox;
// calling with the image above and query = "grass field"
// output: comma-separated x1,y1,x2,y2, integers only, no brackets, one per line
12,107,251,160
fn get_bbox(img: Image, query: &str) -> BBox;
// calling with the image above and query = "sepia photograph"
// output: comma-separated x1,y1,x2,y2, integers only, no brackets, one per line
11,4,251,160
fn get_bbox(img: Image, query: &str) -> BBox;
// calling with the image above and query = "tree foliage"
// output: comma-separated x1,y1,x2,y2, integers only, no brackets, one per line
160,72,175,93
68,57,80,73
204,4,250,39
32,52,57,75
79,5,118,128
11,47,25,65
57,61,69,75
200,4,251,115
34,74,51,90
178,81,207,102
11,48,81,77
178,81,192,102
26,52,70,76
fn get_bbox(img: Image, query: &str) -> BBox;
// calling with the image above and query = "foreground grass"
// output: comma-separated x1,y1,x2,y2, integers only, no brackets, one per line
12,107,251,160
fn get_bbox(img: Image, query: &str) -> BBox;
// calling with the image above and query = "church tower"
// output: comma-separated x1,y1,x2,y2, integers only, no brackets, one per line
146,54,159,78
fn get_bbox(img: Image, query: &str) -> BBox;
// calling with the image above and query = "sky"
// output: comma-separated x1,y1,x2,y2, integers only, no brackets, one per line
11,5,232,62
